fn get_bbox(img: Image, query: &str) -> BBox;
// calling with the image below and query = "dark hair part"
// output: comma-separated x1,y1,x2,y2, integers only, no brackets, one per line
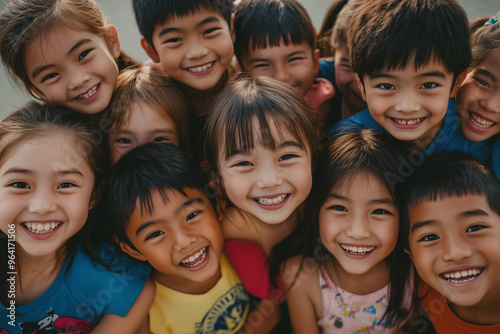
233,0,316,69
285,130,413,326
103,65,194,155
316,0,348,58
132,0,234,50
0,101,106,305
107,143,207,247
400,151,500,248
469,11,500,68
349,0,471,82
203,73,321,207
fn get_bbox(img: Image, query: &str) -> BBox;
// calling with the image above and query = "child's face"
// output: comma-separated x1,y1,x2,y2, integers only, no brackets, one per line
359,59,462,146
333,46,366,117
0,132,95,259
24,25,121,114
109,102,179,164
219,115,313,225
319,172,399,276
456,49,500,142
408,195,500,307
122,188,223,293
239,42,320,96
142,9,234,92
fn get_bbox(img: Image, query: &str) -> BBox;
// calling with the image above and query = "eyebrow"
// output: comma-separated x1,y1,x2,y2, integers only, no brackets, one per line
411,220,435,233
2,167,83,177
228,140,302,157
327,192,394,205
31,39,92,79
135,197,205,236
369,70,447,80
158,16,221,37
459,209,489,219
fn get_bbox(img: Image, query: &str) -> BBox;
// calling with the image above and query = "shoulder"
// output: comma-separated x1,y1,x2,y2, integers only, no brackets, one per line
328,108,376,136
281,255,320,295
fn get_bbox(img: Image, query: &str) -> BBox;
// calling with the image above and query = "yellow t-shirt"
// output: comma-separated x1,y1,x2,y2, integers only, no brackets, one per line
149,254,250,334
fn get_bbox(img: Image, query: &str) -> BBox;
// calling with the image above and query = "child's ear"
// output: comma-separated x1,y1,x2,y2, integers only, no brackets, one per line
120,242,147,262
105,25,121,59
230,12,236,43
312,48,320,76
450,70,467,98
141,38,160,63
404,248,414,263
355,74,367,101
30,85,47,100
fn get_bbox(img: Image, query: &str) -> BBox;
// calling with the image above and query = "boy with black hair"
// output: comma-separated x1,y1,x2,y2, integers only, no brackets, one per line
330,0,493,161
131,0,235,146
400,151,500,332
233,0,336,130
107,143,249,333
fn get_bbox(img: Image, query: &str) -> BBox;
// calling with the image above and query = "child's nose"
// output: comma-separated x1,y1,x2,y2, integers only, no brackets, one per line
480,92,500,114
28,188,57,215
186,41,209,60
394,91,421,114
67,69,90,90
441,237,472,262
255,165,283,189
173,229,197,251
345,214,371,239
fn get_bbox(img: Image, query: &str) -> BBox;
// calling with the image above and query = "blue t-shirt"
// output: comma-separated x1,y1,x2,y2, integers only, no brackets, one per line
0,243,151,333
317,58,343,128
492,136,500,180
328,98,493,161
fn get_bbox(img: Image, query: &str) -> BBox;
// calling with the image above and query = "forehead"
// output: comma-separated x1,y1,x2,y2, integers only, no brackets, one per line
367,57,452,79
244,41,313,59
154,8,228,33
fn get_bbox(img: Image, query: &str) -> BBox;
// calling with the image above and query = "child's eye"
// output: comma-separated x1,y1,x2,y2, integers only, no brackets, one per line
473,77,491,89
8,181,30,189
420,82,437,89
117,138,131,144
165,37,182,44
289,57,304,63
78,49,92,62
329,205,347,212
41,73,59,83
418,234,439,242
372,209,392,215
152,137,169,143
377,83,394,90
186,210,201,222
58,182,76,189
278,154,297,161
232,161,253,167
145,231,164,241
466,225,486,233
254,63,269,69
203,28,219,35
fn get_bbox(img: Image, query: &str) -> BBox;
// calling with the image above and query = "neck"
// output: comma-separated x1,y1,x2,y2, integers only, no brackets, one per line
175,70,229,117
326,257,390,295
449,290,500,326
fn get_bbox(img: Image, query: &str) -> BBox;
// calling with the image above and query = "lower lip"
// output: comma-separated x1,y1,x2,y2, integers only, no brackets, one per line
186,62,215,76
341,247,375,259
23,223,62,240
389,118,425,129
74,83,101,104
180,247,210,272
254,195,290,210
467,112,495,133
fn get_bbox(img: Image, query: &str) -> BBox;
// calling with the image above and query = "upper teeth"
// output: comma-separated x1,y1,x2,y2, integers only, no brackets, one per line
341,245,375,254
443,268,482,280
470,113,495,128
25,222,61,234
188,63,213,73
256,194,287,205
180,247,207,267
77,85,98,99
393,117,425,125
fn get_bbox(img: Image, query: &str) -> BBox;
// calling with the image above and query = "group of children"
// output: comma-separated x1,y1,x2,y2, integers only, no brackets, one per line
0,0,499,333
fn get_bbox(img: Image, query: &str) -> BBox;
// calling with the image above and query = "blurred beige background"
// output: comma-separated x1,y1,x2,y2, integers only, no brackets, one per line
1,0,498,119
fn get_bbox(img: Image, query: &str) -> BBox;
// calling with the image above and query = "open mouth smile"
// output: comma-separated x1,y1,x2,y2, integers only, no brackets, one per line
469,111,496,128
179,246,208,268
441,268,484,284
23,221,62,234
186,62,215,73
75,84,99,100
391,117,426,125
340,244,375,255
255,194,288,205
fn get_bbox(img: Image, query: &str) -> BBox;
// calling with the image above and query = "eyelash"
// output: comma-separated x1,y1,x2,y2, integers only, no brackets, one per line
145,231,164,241
9,181,30,189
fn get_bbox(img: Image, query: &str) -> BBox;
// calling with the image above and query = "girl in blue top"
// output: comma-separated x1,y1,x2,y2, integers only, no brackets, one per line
0,102,154,333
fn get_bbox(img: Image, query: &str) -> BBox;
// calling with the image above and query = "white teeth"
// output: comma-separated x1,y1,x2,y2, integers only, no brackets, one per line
180,247,207,267
470,113,495,128
187,63,213,73
25,222,61,234
77,85,98,99
443,268,482,283
341,245,375,255
393,117,425,125
256,194,287,205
